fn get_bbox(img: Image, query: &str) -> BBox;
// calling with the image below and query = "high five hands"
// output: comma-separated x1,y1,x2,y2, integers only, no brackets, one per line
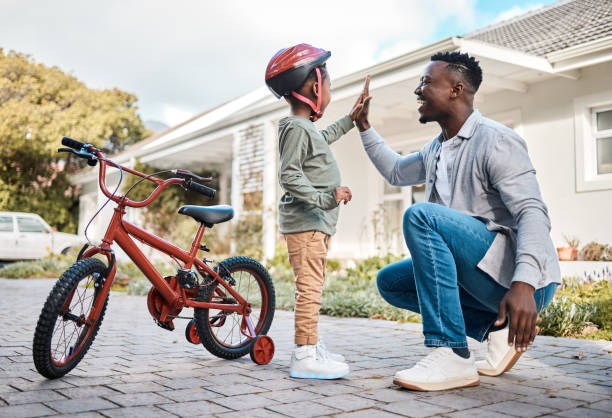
350,75,372,132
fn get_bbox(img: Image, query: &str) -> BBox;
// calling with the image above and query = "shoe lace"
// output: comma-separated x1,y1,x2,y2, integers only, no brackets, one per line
413,348,446,369
316,339,329,361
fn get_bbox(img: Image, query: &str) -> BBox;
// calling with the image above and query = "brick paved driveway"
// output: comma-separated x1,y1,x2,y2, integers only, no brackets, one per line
0,278,610,417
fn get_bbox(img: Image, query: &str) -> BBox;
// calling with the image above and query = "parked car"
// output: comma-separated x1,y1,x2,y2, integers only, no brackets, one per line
0,212,85,261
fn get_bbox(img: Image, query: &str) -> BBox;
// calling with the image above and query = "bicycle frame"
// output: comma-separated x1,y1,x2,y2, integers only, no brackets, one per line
79,149,252,331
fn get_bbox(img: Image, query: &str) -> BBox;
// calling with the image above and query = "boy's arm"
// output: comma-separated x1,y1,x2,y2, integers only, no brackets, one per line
280,127,338,210
359,127,426,186
320,115,354,145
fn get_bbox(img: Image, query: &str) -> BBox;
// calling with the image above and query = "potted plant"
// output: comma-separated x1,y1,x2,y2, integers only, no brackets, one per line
557,235,580,261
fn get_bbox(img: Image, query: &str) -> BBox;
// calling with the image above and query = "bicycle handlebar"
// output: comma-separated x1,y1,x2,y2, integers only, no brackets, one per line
58,137,216,207
62,136,87,150
185,179,216,199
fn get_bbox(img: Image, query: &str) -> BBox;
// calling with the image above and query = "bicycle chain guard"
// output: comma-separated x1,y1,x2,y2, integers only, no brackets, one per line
147,276,182,331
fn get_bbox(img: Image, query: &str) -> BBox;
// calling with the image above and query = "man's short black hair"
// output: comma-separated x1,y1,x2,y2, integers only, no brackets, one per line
430,51,482,92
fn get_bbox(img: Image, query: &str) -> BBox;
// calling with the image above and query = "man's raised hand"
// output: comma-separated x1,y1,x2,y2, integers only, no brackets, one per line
350,75,372,132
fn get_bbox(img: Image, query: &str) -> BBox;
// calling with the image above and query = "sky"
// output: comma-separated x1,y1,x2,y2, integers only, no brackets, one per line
0,0,557,127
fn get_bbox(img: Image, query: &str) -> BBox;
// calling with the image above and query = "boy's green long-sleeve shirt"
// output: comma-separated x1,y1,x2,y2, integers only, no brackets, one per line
277,114,354,236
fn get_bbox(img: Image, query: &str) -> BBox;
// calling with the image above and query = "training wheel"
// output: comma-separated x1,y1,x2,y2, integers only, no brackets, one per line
249,335,275,365
185,319,200,345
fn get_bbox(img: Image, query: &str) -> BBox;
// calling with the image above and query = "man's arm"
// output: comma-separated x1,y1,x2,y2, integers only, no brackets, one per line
320,115,355,145
487,133,551,352
359,128,427,186
279,127,338,210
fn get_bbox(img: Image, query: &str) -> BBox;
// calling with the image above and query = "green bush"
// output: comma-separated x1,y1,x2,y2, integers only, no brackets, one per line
539,277,612,339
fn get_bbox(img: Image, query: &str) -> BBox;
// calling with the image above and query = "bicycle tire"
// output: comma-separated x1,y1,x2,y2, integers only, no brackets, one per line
33,258,109,379
194,256,275,359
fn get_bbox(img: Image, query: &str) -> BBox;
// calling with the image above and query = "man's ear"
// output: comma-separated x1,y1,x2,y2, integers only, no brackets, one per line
450,81,464,99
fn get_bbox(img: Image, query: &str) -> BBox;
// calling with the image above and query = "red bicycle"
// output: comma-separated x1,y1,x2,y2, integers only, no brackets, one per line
33,137,275,379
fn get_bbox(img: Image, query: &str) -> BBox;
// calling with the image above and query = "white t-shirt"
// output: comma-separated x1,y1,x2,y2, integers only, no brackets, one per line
435,136,462,206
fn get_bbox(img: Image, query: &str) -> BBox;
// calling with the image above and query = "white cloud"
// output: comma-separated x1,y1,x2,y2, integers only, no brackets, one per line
0,0,481,126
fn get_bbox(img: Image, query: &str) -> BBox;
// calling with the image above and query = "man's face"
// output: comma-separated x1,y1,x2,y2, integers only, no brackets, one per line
414,61,453,124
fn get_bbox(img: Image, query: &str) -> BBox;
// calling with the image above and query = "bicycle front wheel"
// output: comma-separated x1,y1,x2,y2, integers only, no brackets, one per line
194,256,275,359
33,258,109,379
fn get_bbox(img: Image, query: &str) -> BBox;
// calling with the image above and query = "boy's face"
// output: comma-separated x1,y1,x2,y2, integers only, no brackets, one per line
319,76,332,114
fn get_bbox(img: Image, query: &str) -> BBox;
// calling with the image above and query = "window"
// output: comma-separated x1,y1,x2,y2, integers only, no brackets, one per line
17,217,47,233
0,216,13,232
574,91,612,192
595,107,612,175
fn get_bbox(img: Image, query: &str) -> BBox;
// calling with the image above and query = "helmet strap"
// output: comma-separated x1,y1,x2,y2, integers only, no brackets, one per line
290,67,323,121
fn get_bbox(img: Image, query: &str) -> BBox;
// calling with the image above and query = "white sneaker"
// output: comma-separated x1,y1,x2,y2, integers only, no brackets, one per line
393,347,480,391
289,345,350,379
476,324,522,376
317,338,345,362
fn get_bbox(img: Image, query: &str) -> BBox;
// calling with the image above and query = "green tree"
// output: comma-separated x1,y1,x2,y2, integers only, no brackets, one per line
0,49,150,232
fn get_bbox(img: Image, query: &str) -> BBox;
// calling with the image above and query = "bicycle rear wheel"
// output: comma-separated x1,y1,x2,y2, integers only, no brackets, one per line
194,256,275,359
33,258,109,379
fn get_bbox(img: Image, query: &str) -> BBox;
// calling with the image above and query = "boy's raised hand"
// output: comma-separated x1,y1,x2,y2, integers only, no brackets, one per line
350,75,372,132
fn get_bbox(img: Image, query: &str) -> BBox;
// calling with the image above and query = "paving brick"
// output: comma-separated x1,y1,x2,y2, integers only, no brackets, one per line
265,399,341,417
215,407,287,417
480,400,556,417
315,393,380,411
207,383,264,396
212,393,278,411
110,381,168,394
158,399,232,416
101,405,178,417
103,391,174,407
360,388,419,403
419,392,488,410
380,399,453,417
553,389,608,403
259,388,322,403
44,396,117,414
555,407,612,418
445,407,512,417
520,394,585,410
57,385,119,399
0,402,56,418
335,409,404,417
0,389,66,405
156,387,223,402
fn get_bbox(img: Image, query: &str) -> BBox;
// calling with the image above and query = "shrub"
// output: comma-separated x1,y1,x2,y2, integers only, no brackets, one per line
579,242,612,261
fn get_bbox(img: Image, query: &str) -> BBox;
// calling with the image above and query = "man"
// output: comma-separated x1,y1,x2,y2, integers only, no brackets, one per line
353,52,560,391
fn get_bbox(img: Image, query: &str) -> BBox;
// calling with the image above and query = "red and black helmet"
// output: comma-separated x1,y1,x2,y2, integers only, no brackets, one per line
265,43,331,121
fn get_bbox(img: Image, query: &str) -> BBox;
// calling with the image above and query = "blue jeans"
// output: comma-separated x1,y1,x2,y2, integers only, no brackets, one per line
377,202,558,348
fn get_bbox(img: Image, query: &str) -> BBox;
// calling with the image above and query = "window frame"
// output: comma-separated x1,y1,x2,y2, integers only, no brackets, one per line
574,91,612,192
592,105,612,176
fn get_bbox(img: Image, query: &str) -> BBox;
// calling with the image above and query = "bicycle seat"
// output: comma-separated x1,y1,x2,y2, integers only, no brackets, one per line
178,205,234,226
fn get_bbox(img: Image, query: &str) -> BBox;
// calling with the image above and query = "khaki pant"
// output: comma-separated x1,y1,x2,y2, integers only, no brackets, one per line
285,230,330,345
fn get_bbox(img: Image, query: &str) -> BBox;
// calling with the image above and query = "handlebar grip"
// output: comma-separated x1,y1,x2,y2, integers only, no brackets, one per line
186,180,216,199
62,136,86,150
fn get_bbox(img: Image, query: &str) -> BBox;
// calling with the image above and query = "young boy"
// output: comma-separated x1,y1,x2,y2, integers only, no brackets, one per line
264,44,370,379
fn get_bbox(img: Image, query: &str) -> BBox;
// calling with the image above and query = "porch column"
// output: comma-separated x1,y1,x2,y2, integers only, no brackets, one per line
262,120,276,261
230,131,242,253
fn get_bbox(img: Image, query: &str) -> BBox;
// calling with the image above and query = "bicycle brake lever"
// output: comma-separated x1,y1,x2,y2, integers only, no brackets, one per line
173,169,212,182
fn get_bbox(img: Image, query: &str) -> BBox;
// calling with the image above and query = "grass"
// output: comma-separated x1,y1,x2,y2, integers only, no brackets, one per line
2,250,610,340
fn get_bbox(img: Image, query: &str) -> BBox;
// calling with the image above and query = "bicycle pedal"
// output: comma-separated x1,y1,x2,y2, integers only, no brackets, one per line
154,319,174,331
177,269,198,289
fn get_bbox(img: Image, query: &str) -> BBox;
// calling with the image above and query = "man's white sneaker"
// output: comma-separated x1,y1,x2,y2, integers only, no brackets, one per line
316,338,345,362
393,347,480,391
289,345,349,380
476,324,522,376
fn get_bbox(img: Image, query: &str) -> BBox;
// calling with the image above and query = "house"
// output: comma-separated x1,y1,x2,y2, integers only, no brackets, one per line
73,0,612,264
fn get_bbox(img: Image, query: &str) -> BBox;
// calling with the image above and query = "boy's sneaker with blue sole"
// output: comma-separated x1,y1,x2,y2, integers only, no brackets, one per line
289,345,349,379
